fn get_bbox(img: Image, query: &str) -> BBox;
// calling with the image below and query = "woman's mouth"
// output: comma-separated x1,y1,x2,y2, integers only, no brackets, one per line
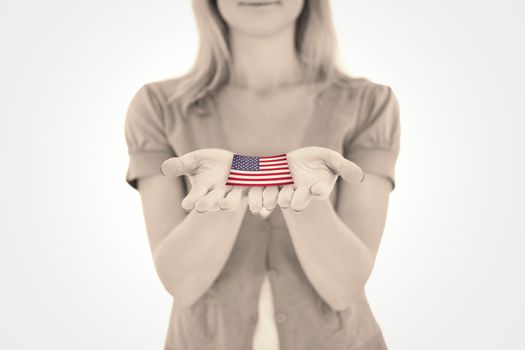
238,1,282,6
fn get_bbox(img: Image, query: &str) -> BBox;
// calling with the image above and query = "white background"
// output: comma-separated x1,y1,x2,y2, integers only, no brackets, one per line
1,0,524,349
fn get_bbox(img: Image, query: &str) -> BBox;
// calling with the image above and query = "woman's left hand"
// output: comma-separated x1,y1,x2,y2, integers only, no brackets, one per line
271,146,365,212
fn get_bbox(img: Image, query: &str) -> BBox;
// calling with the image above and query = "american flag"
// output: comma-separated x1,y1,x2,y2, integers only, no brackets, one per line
225,153,294,187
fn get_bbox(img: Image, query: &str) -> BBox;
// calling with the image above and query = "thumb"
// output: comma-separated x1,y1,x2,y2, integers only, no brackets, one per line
324,151,365,184
160,152,197,178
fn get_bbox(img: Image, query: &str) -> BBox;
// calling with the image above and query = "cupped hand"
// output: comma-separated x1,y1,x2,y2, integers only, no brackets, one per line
160,148,241,212
276,146,365,212
160,148,265,213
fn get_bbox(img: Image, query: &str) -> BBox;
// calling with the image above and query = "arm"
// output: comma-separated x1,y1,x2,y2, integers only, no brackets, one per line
280,83,401,311
280,173,392,311
137,173,249,307
124,84,251,307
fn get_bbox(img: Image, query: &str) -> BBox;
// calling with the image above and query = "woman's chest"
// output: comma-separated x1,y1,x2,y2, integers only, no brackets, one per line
211,88,320,156
167,85,356,161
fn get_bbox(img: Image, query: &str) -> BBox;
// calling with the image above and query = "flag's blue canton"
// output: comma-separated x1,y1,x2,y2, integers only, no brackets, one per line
231,154,259,171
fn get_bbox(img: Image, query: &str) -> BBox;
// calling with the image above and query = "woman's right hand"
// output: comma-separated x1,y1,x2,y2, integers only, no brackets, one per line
160,148,262,213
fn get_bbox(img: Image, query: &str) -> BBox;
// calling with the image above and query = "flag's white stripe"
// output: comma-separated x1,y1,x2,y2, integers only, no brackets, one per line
258,160,288,166
258,161,287,165
227,179,293,185
259,156,287,161
259,165,289,169
230,169,290,175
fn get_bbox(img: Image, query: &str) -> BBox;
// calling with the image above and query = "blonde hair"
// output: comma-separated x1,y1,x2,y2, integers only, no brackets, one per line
168,0,342,118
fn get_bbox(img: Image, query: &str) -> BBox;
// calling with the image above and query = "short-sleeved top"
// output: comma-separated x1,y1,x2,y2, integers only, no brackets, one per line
124,70,400,350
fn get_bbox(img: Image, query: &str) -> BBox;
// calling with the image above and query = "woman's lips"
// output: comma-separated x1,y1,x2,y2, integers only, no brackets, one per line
238,1,282,6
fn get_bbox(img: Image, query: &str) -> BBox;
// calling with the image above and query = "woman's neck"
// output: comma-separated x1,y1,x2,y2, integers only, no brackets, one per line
228,25,307,91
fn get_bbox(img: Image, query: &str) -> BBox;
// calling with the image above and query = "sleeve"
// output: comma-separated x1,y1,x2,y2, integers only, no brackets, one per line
124,84,176,190
344,83,401,191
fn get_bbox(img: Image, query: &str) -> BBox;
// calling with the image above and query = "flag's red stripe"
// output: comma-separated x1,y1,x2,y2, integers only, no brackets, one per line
228,174,292,181
230,168,290,173
260,166,288,170
259,162,288,166
259,159,287,163
226,181,294,187
229,171,291,176
257,166,290,171
227,176,293,181
258,154,286,159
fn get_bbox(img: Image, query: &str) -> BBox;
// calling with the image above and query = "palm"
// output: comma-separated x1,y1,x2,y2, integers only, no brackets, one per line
180,149,232,190
278,146,364,211
161,148,245,212
288,148,339,192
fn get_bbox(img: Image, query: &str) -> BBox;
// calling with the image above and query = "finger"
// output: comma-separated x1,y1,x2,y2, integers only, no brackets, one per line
218,186,244,211
160,152,197,178
310,181,331,200
277,185,294,209
194,187,229,213
262,186,279,210
290,187,313,212
324,151,364,184
181,186,210,211
248,186,264,214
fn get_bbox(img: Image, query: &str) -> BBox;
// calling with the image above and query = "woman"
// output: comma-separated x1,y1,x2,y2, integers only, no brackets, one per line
124,0,401,349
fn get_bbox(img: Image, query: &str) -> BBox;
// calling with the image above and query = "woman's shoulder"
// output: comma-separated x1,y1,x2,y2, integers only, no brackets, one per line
331,71,395,112
333,70,391,94
140,75,187,106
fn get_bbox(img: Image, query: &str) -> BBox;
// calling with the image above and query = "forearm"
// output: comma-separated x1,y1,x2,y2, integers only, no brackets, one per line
281,197,374,311
153,196,249,306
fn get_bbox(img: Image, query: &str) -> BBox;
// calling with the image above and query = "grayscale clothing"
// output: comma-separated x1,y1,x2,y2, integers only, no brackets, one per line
124,70,401,350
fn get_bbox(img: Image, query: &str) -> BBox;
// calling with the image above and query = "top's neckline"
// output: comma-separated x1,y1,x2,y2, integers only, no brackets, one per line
219,80,332,98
